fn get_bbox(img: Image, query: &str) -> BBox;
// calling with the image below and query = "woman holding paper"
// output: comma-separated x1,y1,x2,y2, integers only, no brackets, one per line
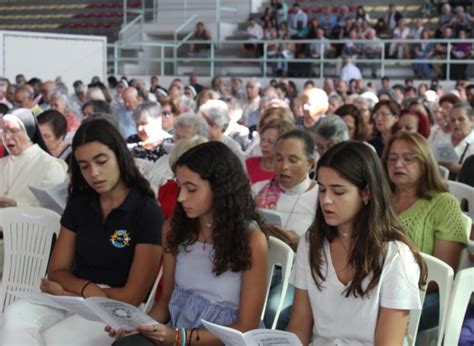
438,103,474,176
383,132,468,331
0,118,163,345
107,141,268,346
0,108,67,207
287,141,426,345
251,130,318,330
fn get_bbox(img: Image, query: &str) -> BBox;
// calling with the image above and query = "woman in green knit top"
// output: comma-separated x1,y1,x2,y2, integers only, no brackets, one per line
383,132,468,265
383,131,468,331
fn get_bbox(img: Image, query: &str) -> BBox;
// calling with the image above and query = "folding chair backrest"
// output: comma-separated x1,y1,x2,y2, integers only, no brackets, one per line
448,180,474,212
438,165,449,180
458,214,473,271
443,267,474,345
142,264,163,313
262,236,294,329
0,207,60,312
407,253,454,346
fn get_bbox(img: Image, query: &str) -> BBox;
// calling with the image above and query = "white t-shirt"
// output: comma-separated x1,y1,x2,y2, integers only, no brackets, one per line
290,236,421,345
453,130,474,164
340,63,362,83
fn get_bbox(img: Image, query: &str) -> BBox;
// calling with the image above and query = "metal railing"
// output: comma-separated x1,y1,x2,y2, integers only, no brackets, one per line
108,37,474,79
122,0,145,25
153,0,239,23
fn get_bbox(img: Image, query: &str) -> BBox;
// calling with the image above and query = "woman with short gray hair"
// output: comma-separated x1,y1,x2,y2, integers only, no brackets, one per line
50,91,81,133
199,99,244,160
309,116,349,156
126,101,171,162
173,112,209,141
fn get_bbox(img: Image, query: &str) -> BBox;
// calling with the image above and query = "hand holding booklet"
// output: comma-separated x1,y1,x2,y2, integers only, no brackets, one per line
432,143,459,162
16,292,156,331
202,320,302,346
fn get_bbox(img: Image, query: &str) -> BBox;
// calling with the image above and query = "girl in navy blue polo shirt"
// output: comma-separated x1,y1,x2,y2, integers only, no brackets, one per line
107,141,268,346
1,118,163,344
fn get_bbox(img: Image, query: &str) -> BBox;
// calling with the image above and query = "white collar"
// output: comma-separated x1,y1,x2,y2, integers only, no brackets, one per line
283,176,312,195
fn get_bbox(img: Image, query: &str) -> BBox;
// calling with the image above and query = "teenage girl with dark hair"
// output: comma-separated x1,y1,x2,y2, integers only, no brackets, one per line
0,118,163,344
287,141,427,345
108,141,268,345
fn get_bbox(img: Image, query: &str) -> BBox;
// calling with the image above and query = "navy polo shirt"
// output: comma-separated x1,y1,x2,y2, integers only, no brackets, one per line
61,187,163,287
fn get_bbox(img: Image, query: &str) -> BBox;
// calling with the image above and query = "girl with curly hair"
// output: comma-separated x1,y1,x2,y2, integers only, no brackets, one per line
108,141,268,345
287,141,427,345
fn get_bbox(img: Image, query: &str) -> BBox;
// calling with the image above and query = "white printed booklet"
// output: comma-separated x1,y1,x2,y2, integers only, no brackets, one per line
202,319,302,346
16,292,156,331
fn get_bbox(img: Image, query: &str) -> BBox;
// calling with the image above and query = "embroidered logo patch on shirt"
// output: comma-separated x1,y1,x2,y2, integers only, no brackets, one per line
110,230,131,248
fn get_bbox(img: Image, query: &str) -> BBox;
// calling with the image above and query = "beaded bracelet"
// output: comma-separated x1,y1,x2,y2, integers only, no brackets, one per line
175,327,180,346
80,281,93,298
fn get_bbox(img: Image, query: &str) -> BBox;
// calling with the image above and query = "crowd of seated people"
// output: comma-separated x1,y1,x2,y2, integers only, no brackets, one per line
0,70,473,345
239,2,473,79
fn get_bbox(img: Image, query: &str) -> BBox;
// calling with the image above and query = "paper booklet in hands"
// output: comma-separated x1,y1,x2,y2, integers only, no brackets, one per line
16,292,156,331
202,319,302,346
29,181,68,215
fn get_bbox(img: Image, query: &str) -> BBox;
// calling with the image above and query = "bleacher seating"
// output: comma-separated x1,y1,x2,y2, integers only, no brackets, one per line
0,0,141,43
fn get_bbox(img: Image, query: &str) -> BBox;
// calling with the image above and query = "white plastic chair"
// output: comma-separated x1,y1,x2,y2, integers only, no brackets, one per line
143,264,163,313
0,207,60,312
438,165,449,180
407,253,454,346
448,180,474,212
261,236,294,330
458,213,473,271
443,267,474,345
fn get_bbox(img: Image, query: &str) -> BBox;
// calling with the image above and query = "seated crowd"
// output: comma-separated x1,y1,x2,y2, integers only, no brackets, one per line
233,2,473,79
0,71,473,345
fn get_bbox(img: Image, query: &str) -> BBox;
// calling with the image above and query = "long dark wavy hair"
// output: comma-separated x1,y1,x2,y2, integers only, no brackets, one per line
166,141,267,275
309,141,427,298
69,118,154,198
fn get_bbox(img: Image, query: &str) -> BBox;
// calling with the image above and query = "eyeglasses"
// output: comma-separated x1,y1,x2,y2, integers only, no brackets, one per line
450,116,467,123
386,153,419,165
373,112,394,118
0,128,23,137
162,111,172,118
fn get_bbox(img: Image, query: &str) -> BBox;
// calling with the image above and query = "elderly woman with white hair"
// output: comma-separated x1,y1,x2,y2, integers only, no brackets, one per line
199,99,244,160
139,113,209,192
126,101,171,162
307,115,350,161
50,91,81,133
173,112,209,141
0,108,67,207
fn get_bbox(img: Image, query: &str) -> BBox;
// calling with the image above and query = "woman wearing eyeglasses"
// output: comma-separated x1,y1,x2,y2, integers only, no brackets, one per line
126,102,172,163
157,96,181,135
368,100,401,157
383,132,468,331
